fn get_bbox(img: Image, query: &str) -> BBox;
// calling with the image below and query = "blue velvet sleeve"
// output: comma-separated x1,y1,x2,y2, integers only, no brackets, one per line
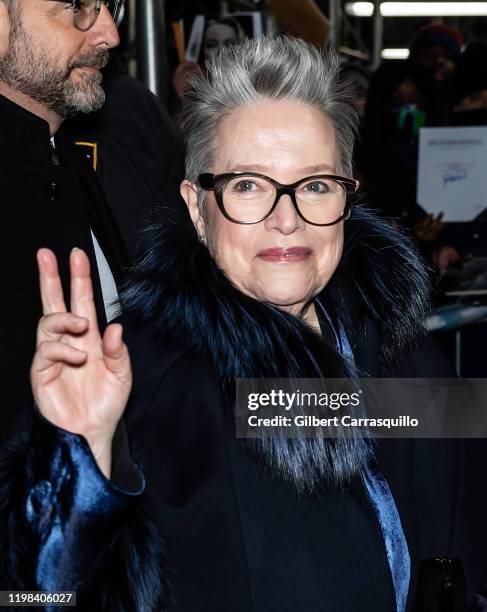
0,412,169,610
24,413,145,593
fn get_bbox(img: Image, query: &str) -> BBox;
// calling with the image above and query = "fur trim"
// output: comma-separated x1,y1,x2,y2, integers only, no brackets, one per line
330,206,431,367
0,431,171,611
123,206,429,371
0,434,32,593
122,206,430,491
80,494,173,611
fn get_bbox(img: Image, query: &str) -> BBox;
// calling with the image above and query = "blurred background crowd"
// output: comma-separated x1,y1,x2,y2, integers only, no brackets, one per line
99,0,487,378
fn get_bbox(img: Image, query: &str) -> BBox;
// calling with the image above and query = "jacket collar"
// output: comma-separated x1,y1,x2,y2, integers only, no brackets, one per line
122,206,431,378
122,206,431,491
0,93,95,171
0,94,78,165
0,94,53,163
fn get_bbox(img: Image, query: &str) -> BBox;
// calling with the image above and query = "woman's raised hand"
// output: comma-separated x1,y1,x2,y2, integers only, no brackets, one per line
31,248,132,478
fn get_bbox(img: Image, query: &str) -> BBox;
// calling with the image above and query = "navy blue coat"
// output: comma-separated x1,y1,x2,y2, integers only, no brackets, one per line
1,208,485,611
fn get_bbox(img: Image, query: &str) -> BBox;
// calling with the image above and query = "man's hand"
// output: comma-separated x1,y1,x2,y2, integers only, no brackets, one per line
413,212,445,242
433,246,462,272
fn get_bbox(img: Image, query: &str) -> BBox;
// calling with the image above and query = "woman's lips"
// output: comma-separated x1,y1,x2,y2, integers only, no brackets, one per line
256,247,313,262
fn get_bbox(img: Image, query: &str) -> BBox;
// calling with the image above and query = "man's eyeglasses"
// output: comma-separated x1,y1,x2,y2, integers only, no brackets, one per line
197,172,359,226
51,0,125,32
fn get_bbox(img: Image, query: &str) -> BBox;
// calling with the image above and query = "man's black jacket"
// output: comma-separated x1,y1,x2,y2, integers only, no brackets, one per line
0,81,184,442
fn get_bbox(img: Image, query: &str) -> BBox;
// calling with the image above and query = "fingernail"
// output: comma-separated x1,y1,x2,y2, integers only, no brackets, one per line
72,247,80,252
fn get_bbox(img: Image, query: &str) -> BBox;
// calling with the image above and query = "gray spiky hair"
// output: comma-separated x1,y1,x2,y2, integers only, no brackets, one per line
181,35,358,189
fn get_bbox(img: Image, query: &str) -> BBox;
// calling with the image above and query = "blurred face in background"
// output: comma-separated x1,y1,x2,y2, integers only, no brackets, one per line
414,44,456,82
0,0,119,118
392,76,425,107
204,21,239,62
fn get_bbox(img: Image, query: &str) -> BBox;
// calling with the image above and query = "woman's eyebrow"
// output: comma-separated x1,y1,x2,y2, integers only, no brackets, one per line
227,163,337,174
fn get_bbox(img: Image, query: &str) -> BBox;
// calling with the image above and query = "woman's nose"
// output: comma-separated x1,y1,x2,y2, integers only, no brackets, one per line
264,194,305,235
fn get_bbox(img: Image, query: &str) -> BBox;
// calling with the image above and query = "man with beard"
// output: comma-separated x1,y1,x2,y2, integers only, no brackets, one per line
0,0,181,442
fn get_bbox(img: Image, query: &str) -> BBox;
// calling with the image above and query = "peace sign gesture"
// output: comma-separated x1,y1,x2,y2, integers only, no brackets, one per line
31,248,132,478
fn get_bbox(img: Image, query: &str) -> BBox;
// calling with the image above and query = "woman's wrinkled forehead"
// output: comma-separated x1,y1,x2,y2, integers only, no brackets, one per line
211,99,341,179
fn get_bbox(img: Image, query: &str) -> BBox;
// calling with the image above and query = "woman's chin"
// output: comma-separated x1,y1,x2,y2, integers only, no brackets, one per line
259,291,315,313
233,274,321,311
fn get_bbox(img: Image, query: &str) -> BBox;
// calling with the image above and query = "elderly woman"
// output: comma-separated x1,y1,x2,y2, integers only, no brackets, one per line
0,37,468,611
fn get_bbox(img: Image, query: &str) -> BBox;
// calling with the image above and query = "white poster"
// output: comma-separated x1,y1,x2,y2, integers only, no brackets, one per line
417,126,487,222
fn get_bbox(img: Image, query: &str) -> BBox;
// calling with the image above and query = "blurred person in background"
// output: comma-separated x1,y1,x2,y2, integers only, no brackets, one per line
363,25,467,271
202,16,246,61
449,41,487,126
173,16,246,104
409,23,463,86
363,60,433,223
363,23,463,223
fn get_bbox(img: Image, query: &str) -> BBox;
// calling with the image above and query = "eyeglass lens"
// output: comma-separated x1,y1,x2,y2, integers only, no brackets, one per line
219,175,348,224
73,0,124,31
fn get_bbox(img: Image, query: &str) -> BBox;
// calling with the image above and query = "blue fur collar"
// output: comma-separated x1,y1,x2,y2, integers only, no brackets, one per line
123,206,430,375
122,206,430,491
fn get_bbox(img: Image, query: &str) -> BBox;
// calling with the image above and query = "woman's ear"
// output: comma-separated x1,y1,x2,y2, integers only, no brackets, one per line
0,1,11,58
180,180,206,242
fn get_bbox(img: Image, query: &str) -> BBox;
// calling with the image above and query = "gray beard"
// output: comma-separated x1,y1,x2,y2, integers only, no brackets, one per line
0,14,108,117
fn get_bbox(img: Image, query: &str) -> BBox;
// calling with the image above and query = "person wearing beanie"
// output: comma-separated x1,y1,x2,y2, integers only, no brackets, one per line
409,23,463,82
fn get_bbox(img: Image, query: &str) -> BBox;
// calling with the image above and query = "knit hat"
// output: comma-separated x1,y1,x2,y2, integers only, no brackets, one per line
409,24,464,62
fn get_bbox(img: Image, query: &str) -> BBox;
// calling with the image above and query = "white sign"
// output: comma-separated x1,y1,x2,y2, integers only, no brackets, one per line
185,15,205,63
417,126,487,222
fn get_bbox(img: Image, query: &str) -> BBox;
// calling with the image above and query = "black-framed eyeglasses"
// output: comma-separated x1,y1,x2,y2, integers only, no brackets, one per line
50,0,125,32
197,172,359,226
